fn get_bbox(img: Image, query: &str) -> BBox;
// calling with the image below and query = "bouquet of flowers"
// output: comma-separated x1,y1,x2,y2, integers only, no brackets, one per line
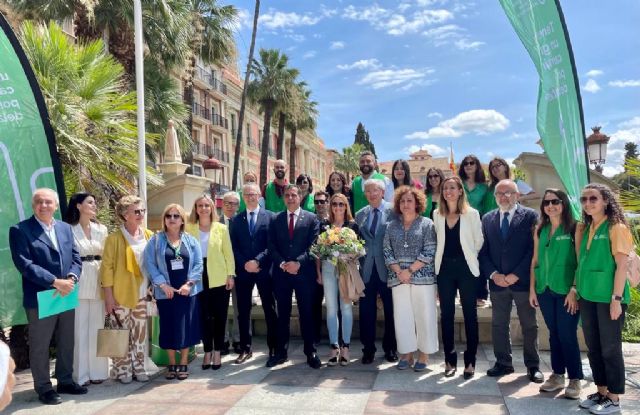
311,226,366,266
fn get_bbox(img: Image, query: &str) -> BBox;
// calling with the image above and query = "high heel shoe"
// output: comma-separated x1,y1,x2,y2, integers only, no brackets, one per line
202,352,212,370
444,363,457,377
463,364,475,380
340,345,350,366
212,351,222,370
327,345,339,367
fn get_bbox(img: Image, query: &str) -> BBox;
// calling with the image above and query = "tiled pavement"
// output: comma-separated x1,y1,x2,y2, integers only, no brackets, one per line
5,340,640,415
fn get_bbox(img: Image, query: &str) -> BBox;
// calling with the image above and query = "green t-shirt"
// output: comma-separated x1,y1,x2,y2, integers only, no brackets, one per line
265,181,286,213
301,194,315,213
463,182,488,216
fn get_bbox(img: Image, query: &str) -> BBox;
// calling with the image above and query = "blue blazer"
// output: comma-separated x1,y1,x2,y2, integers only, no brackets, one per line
268,209,319,279
479,205,538,292
230,208,275,278
9,216,82,308
355,202,396,284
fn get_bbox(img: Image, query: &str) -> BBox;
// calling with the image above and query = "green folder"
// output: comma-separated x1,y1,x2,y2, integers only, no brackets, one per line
37,287,79,319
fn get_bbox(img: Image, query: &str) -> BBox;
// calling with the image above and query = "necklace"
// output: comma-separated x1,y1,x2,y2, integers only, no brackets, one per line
402,218,416,248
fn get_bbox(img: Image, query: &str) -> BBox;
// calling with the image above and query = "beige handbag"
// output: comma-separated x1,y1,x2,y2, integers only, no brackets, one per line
96,312,129,358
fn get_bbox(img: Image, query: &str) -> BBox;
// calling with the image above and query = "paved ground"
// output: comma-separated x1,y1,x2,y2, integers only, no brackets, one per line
5,340,640,415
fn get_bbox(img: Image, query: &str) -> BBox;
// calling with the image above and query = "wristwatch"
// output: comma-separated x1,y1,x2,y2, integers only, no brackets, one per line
186,281,195,287
612,294,622,302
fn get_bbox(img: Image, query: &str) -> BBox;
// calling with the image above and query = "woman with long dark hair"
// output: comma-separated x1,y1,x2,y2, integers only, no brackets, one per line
575,183,633,414
296,174,315,212
64,193,109,386
326,171,353,213
484,157,510,214
458,155,487,216
529,189,582,399
423,167,444,220
391,159,423,190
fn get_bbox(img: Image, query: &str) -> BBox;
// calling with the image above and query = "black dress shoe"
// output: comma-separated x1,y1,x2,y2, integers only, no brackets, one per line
235,351,253,364
444,366,457,377
232,342,243,355
202,363,212,370
221,341,230,356
361,353,375,365
266,355,287,368
528,367,544,383
486,363,515,377
307,354,322,369
57,382,88,395
384,351,399,363
39,390,62,405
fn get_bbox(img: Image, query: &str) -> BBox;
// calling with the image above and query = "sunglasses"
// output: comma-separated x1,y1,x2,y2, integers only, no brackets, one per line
331,202,346,207
428,174,440,179
165,213,181,220
542,199,562,207
463,160,476,166
580,195,600,204
314,199,327,205
133,209,146,216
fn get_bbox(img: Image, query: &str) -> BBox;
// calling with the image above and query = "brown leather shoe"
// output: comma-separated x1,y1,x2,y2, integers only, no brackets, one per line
235,351,253,364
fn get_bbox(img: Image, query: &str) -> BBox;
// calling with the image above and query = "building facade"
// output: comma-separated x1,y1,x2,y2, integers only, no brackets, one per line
378,149,453,186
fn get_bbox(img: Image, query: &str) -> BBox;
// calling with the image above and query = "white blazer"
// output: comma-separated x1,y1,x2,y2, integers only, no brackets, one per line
433,208,484,277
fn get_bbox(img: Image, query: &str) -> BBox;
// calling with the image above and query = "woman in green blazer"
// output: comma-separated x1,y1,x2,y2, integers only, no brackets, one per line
186,195,235,370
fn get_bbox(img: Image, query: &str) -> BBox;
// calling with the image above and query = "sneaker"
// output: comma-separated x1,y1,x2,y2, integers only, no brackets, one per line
564,379,581,400
119,376,133,384
134,373,149,382
589,397,621,414
540,373,565,392
579,392,605,409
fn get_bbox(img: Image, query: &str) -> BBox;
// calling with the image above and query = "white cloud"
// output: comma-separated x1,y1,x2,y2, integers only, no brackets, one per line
259,7,336,30
422,24,463,42
585,69,603,77
583,79,601,93
619,116,640,129
405,109,510,139
597,117,640,176
358,68,436,90
330,41,345,50
405,143,447,156
428,112,443,118
608,79,640,88
302,50,317,59
454,39,485,50
285,33,306,42
342,4,453,35
337,59,382,71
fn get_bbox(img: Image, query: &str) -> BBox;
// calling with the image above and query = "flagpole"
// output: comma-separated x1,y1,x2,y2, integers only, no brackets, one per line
133,0,147,226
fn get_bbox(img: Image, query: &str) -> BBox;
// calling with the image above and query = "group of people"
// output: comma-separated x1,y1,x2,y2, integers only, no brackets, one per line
7,150,633,415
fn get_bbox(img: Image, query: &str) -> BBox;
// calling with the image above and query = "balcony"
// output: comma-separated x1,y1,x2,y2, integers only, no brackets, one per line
193,143,230,164
211,113,229,132
195,66,227,98
192,102,210,123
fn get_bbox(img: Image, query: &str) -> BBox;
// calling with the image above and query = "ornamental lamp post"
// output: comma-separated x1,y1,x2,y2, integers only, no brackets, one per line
202,155,222,197
586,126,610,173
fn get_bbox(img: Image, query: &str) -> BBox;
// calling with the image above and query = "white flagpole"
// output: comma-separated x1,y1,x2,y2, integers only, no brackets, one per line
133,0,147,226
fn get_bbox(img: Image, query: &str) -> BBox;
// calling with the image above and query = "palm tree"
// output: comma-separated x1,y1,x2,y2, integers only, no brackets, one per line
19,20,162,202
247,48,299,188
286,82,318,182
335,143,365,182
274,76,301,160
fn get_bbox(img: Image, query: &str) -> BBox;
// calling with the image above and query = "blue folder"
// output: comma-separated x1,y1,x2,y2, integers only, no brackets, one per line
37,287,79,319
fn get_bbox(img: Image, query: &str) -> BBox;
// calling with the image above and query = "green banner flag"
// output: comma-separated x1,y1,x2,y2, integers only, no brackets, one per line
499,0,589,218
0,15,67,327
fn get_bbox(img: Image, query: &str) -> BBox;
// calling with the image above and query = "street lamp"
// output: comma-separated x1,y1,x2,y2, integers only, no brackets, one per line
202,155,222,197
586,126,610,173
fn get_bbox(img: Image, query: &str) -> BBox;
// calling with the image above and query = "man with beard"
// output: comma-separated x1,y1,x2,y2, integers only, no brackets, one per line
263,160,288,213
351,151,394,214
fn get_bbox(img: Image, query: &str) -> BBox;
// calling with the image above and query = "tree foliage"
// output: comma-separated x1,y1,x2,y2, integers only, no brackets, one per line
335,143,365,182
354,122,375,156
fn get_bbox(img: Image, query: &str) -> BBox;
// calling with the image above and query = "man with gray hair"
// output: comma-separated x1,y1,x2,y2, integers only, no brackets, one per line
355,179,398,364
9,188,85,405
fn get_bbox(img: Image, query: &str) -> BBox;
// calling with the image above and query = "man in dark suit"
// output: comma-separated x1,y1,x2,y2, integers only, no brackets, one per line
267,184,321,368
479,179,543,383
355,178,398,364
9,188,86,405
221,191,242,355
230,183,277,364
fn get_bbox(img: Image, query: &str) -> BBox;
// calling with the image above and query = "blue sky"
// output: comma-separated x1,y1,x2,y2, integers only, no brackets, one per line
230,0,639,177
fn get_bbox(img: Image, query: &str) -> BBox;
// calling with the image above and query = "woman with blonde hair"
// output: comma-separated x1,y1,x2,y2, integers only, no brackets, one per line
433,177,483,379
185,195,235,370
144,204,203,380
100,195,153,384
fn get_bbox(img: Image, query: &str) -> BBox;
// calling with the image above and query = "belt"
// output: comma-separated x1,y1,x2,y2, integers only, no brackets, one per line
81,255,102,262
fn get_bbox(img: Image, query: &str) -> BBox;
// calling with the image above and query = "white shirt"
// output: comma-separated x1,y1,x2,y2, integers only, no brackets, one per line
199,230,209,258
286,207,302,228
35,216,59,251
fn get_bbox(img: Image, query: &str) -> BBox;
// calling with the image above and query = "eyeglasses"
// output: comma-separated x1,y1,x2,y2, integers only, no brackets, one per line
463,160,476,166
331,202,346,207
244,193,259,198
428,174,440,179
133,209,146,216
542,199,562,207
580,195,600,204
223,201,239,206
495,191,514,198
284,193,299,199
314,199,327,205
165,213,181,220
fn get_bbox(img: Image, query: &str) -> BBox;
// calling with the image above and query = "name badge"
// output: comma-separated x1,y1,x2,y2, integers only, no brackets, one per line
170,259,184,271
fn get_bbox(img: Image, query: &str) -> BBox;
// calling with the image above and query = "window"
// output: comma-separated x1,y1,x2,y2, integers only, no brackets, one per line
193,165,203,176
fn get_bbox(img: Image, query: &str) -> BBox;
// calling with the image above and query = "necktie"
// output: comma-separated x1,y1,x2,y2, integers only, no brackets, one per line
288,213,295,239
249,211,256,236
370,208,379,236
501,212,510,240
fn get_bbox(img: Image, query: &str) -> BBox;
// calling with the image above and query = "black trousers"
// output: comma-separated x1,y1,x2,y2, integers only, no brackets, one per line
26,308,75,394
235,271,278,353
273,272,317,357
359,267,397,355
312,280,324,344
579,299,627,394
437,257,478,367
198,265,230,352
476,271,489,301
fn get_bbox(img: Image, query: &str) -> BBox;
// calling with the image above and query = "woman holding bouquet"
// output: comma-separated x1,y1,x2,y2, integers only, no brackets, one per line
316,193,360,366
383,186,438,371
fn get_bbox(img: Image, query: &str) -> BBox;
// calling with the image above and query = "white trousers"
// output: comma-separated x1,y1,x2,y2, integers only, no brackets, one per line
73,299,109,384
392,284,439,355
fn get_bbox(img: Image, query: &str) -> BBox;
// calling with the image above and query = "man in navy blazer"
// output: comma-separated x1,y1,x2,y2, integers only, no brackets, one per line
267,184,321,369
479,179,543,383
9,188,86,405
230,183,278,364
355,178,398,364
